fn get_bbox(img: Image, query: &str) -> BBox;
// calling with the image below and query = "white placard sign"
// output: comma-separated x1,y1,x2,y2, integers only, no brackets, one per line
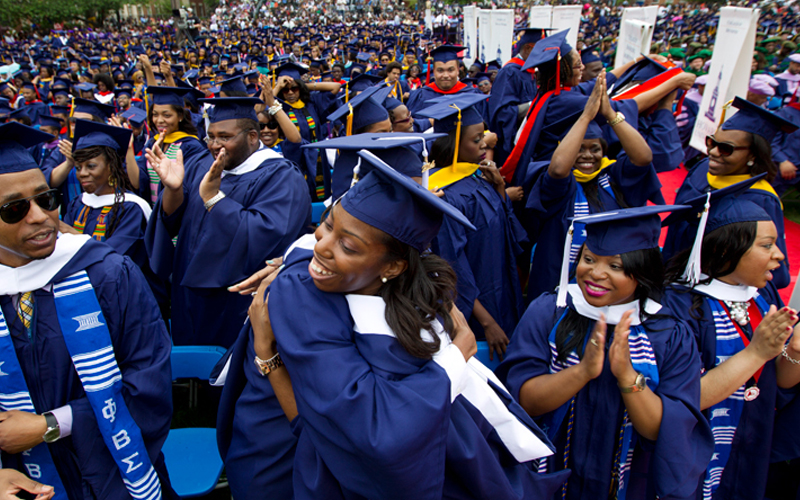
616,20,653,68
463,5,479,67
425,7,433,32
488,9,515,64
551,6,582,49
689,7,759,153
528,6,553,29
478,9,493,64
614,6,658,69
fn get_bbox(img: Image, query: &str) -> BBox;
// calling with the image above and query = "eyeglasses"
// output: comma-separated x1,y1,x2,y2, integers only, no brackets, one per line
282,86,300,94
260,121,279,130
705,135,750,157
0,189,60,224
204,129,247,146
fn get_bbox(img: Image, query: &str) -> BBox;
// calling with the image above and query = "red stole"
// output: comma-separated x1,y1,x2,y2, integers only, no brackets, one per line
427,81,468,95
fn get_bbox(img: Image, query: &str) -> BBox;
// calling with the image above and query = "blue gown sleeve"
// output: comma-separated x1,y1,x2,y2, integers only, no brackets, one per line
608,155,663,207
268,269,454,499
179,161,312,287
105,203,148,257
640,108,683,173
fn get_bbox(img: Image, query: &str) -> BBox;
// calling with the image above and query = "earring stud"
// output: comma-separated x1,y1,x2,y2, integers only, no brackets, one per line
381,277,388,283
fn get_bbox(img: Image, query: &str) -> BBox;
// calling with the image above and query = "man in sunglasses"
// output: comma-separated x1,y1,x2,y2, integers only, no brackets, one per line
144,96,310,348
0,122,177,499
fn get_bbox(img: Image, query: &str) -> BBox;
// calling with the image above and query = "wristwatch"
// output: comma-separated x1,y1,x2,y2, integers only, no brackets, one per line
619,372,646,394
254,352,284,376
42,412,61,443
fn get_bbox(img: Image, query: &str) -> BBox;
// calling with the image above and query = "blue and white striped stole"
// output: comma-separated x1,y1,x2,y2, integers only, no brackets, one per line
570,175,615,263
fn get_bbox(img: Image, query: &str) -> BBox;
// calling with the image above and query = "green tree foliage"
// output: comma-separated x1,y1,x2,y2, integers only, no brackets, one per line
0,0,138,30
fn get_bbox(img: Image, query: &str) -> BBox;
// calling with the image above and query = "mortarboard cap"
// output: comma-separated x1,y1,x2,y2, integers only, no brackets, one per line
49,105,71,116
73,82,97,92
581,43,602,64
556,205,688,306
71,119,132,158
428,45,465,64
347,72,383,93
38,115,63,130
721,96,798,142
72,97,115,121
328,85,392,134
522,30,573,71
273,62,308,81
146,86,189,108
516,28,554,50
198,96,261,123
120,106,147,127
339,149,474,252
0,122,55,174
302,132,445,198
416,93,486,134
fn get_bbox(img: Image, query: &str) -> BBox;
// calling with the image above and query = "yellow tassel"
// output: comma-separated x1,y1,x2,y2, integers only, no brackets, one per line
718,99,734,126
450,104,462,168
346,103,354,136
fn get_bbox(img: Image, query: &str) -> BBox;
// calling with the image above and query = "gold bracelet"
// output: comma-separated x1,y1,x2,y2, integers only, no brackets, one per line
608,111,625,127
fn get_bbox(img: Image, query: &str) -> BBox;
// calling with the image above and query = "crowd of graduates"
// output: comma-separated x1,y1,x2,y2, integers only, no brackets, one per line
2,0,800,499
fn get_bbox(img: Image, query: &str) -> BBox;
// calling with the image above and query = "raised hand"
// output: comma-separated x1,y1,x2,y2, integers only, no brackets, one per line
229,257,284,295
750,305,798,362
58,138,74,164
608,310,637,384
145,138,184,191
580,312,608,380
450,304,477,361
583,70,605,121
199,147,227,204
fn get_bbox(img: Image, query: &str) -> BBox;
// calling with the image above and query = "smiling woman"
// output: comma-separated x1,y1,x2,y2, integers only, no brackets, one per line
497,205,715,500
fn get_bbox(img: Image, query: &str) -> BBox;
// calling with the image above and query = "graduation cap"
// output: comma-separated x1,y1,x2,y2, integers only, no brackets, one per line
347,72,382,93
198,96,261,123
0,122,55,174
475,72,492,84
146,86,190,108
338,148,474,252
119,106,147,128
273,62,307,81
217,73,249,94
581,43,602,65
721,96,798,142
428,45,465,64
73,82,96,92
555,205,688,307
415,93,486,134
115,87,132,99
328,85,392,136
71,119,132,158
38,115,63,130
611,55,669,95
301,132,445,199
50,104,71,116
515,28,554,50
662,175,771,285
72,97,115,121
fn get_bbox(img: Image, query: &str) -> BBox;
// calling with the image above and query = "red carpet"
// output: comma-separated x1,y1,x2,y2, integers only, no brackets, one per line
656,169,800,304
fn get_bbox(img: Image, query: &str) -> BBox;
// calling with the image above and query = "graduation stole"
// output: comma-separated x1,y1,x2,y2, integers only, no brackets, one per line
504,57,535,74
152,131,198,144
285,100,316,133
0,271,162,500
500,89,558,183
570,168,616,264
540,307,660,500
72,205,113,241
707,173,782,209
701,293,770,500
427,81,467,94
428,162,480,191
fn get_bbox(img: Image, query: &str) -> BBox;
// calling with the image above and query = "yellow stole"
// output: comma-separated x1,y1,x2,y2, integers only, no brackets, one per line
153,131,199,144
707,173,782,208
572,157,616,183
428,162,480,191
286,99,306,110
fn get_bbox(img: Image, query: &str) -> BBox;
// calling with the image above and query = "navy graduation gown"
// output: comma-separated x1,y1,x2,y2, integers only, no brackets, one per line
676,97,702,165
0,239,177,500
662,284,783,500
770,106,800,195
136,136,213,205
63,193,168,316
145,150,311,347
524,156,662,302
269,242,568,500
638,108,683,173
662,159,790,289
486,60,537,166
40,148,81,216
21,100,49,124
431,172,526,340
496,292,713,500
215,318,297,499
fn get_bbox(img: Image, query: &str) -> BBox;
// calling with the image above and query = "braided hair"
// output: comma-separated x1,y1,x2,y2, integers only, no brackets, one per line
72,145,133,238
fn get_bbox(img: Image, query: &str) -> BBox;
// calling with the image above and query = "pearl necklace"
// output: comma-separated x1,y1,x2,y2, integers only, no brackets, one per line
724,300,750,326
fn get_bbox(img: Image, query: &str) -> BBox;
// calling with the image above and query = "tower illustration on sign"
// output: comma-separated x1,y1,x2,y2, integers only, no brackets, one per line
465,33,471,59
704,66,723,122
496,44,502,64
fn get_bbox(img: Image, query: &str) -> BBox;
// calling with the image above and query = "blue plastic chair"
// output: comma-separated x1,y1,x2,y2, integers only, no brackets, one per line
475,341,501,371
311,202,327,225
163,346,226,498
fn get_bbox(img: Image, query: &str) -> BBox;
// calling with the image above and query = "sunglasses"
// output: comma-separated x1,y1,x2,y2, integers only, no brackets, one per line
1,189,60,224
282,86,300,93
260,121,279,130
705,135,750,157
